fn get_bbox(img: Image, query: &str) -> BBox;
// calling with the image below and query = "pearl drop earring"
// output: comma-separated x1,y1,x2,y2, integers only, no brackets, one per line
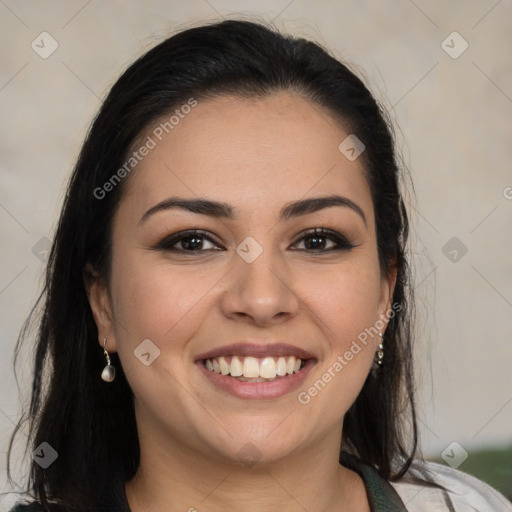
101,337,116,382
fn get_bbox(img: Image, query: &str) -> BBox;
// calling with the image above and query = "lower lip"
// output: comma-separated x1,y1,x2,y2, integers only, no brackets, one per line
197,359,316,400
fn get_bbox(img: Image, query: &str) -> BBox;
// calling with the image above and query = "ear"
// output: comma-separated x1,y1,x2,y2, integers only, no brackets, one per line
83,263,117,352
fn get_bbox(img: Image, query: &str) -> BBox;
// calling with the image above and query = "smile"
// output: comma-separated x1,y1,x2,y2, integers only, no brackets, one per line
195,343,317,399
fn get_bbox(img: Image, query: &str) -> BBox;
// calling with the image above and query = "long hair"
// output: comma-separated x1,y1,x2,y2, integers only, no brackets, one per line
7,19,418,511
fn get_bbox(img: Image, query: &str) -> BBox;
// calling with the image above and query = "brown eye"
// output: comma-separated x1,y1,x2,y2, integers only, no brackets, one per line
154,230,223,253
292,228,356,252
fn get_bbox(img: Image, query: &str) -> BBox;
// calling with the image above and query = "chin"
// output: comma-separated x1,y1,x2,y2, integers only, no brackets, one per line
199,424,310,469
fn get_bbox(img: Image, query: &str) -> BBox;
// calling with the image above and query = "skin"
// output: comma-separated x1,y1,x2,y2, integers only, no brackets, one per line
86,92,397,512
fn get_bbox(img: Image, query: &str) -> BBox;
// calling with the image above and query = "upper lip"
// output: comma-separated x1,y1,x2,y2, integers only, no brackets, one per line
195,342,316,362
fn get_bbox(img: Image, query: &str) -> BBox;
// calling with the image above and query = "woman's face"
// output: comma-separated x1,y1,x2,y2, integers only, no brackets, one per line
88,92,396,466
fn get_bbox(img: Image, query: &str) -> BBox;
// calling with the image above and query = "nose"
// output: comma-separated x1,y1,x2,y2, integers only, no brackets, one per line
219,243,300,327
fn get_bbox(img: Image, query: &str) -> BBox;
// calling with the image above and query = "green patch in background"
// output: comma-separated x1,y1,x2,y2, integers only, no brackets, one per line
430,447,512,502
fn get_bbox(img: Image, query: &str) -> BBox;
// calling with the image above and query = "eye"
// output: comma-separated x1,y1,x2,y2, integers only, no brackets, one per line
154,230,223,253
153,227,356,255
291,227,356,252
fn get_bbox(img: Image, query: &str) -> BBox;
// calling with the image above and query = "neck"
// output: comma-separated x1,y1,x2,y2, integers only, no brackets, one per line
125,420,370,512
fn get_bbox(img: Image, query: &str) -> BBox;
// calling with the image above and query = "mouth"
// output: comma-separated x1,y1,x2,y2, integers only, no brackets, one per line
195,343,317,399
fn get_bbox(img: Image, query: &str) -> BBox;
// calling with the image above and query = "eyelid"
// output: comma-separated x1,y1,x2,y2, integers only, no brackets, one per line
291,227,352,245
153,227,356,254
290,227,356,251
153,229,222,251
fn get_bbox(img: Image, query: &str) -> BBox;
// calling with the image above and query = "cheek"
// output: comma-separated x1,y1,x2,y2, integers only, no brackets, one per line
293,260,382,414
110,252,215,343
108,252,220,421
107,249,223,404
303,257,383,344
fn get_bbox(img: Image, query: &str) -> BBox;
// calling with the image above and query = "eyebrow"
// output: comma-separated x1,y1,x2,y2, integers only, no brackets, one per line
138,194,367,226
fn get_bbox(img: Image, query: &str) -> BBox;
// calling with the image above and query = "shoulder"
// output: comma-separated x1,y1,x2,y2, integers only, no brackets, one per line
7,499,84,511
7,466,128,512
8,503,48,512
7,500,124,512
390,459,512,511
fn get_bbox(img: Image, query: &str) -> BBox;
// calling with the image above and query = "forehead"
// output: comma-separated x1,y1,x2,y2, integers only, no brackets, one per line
120,92,373,222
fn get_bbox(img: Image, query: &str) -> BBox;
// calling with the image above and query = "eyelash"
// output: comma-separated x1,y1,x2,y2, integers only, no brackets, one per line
153,228,356,254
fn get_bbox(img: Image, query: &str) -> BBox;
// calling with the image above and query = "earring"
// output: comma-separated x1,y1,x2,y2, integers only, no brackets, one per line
370,333,384,376
101,337,116,382
376,332,384,366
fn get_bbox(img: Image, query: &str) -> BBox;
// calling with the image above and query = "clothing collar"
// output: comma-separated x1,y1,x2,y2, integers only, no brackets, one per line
340,451,408,511
100,453,408,511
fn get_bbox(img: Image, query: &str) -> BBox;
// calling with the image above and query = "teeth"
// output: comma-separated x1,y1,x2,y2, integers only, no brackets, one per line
219,357,229,375
204,355,306,380
276,357,287,376
230,356,243,377
242,357,260,378
260,357,276,379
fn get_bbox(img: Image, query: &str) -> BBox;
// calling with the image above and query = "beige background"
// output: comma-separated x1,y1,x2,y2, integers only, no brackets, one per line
1,0,511,507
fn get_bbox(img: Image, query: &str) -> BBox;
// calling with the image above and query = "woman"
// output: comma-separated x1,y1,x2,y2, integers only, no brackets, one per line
6,19,511,512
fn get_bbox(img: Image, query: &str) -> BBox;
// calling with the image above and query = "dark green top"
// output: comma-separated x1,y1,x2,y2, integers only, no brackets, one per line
9,453,408,511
